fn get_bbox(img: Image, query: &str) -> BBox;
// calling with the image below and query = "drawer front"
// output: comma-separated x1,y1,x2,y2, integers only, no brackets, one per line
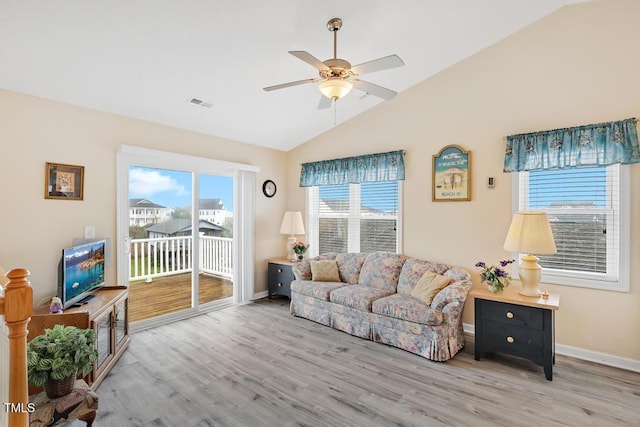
268,263,293,296
481,300,544,331
482,320,544,361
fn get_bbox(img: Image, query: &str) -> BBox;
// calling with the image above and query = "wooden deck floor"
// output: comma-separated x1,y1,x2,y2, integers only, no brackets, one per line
128,273,233,323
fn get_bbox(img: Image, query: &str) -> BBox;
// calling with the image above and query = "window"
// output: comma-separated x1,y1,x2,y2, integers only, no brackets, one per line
307,181,402,256
514,164,629,291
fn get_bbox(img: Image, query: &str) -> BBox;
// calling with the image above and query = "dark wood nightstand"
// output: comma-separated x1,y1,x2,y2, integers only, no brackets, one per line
471,286,560,381
267,259,297,299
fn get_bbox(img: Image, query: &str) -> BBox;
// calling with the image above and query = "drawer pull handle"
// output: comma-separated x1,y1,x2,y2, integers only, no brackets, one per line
506,312,514,319
278,268,283,273
506,336,515,344
278,283,283,287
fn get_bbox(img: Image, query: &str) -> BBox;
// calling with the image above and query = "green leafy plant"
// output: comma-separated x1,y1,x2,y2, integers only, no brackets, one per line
475,259,515,293
27,325,98,387
291,241,309,255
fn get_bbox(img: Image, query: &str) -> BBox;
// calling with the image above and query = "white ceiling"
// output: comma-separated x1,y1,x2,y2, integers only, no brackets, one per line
0,0,579,151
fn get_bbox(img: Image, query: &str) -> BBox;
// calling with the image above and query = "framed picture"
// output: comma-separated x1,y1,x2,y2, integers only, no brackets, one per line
45,162,84,200
432,145,471,202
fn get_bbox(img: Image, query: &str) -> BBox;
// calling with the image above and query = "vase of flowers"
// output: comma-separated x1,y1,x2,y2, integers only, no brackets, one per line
291,241,309,260
475,259,514,294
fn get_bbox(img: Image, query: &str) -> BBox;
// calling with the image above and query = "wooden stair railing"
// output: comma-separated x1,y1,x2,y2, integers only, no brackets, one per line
0,268,33,427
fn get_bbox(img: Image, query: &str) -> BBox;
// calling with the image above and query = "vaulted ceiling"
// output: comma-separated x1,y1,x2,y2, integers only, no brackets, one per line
0,1,582,151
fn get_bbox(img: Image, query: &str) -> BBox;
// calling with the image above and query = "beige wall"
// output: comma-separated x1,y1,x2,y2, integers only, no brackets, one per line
286,0,640,361
0,89,288,306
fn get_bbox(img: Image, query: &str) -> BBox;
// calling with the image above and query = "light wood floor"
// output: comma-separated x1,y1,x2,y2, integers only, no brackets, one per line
97,300,640,426
128,273,233,323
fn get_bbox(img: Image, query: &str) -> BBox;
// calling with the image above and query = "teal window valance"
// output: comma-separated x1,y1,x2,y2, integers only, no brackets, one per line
503,118,639,172
300,150,405,187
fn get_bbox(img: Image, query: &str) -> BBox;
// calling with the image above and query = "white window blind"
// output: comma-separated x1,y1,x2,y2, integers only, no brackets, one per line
307,181,401,256
515,164,629,291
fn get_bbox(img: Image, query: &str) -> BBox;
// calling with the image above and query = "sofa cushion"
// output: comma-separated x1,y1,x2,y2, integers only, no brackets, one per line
310,260,341,282
372,294,443,326
397,259,450,295
410,271,452,305
292,254,338,281
329,285,395,312
358,252,407,291
291,280,348,301
335,253,368,284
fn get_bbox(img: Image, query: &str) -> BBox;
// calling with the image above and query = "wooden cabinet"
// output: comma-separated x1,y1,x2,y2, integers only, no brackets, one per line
29,286,130,391
267,259,296,299
471,287,559,381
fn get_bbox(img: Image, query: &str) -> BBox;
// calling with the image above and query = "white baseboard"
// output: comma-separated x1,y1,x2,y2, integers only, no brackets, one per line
252,290,268,300
463,322,640,373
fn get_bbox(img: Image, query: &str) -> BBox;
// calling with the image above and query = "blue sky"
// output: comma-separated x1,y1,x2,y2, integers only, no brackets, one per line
129,167,234,211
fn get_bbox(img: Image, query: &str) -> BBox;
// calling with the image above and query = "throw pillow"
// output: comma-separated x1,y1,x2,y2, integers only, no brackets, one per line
410,270,452,305
310,260,341,282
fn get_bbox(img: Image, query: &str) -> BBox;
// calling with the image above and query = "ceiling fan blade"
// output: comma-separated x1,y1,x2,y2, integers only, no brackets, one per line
317,95,332,110
351,54,405,76
263,78,321,92
289,51,330,71
352,79,398,100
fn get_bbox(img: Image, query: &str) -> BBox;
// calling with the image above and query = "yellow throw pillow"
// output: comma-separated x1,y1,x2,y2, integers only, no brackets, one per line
310,260,341,282
410,270,452,305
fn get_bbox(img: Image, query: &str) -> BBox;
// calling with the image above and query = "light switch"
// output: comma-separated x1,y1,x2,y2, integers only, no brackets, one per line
84,225,95,239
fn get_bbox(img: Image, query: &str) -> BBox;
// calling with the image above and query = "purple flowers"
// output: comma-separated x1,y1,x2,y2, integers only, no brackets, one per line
475,259,515,293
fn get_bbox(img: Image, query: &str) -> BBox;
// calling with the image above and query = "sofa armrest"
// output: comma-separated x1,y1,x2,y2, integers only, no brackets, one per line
430,279,472,312
292,260,312,281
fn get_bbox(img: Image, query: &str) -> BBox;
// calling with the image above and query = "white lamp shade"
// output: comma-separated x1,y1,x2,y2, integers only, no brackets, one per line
318,79,353,99
280,211,305,236
503,211,557,255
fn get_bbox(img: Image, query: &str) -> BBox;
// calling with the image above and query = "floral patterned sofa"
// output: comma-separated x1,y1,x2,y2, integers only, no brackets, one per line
290,252,472,361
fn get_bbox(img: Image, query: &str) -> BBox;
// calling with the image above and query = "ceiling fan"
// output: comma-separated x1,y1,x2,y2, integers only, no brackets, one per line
263,17,405,109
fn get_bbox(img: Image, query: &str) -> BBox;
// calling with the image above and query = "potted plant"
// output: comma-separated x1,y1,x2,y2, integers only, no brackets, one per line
475,259,515,294
291,241,310,260
27,324,98,398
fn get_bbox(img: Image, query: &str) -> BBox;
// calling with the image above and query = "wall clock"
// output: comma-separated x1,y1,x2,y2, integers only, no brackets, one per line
262,180,276,198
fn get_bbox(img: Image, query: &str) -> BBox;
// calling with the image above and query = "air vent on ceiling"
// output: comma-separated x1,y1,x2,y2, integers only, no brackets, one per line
189,97,213,108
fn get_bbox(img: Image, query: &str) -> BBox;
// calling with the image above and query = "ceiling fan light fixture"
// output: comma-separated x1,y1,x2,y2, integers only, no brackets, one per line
318,79,353,100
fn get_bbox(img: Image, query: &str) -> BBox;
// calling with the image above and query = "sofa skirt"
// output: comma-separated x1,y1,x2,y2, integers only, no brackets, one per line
290,292,465,361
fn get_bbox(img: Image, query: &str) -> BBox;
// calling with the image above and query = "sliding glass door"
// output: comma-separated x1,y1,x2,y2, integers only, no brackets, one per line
117,146,256,331
127,166,195,323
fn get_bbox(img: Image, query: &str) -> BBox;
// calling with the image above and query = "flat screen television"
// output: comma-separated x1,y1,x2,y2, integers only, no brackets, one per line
58,239,106,308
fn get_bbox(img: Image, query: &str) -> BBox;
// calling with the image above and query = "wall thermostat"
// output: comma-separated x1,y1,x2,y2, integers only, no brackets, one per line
488,177,494,188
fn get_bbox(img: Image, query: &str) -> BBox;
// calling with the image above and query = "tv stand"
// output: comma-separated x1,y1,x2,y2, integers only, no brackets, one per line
29,286,129,393
73,293,97,306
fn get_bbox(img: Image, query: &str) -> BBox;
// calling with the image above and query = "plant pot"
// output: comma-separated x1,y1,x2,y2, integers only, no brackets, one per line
44,373,76,399
486,282,505,295
297,254,304,260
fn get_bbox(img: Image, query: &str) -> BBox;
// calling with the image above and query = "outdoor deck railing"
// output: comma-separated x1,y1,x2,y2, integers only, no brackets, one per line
129,236,233,281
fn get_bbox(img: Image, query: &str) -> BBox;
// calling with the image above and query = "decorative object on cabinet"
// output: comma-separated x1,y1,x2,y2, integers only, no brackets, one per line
432,145,471,202
27,325,97,398
292,241,309,260
280,211,306,261
262,179,277,198
472,286,559,380
503,211,557,296
45,162,84,200
475,259,514,294
28,286,129,393
267,259,296,299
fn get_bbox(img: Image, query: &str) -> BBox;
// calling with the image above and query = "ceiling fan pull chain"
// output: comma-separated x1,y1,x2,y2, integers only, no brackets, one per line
334,100,337,126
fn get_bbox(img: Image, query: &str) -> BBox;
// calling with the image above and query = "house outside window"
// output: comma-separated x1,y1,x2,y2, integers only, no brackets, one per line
513,164,629,291
307,180,402,257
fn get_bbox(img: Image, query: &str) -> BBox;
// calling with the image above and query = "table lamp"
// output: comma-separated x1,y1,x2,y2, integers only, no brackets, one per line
280,211,305,261
503,211,557,296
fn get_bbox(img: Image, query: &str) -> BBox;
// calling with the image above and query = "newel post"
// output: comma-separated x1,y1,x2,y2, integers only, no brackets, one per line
3,268,33,427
